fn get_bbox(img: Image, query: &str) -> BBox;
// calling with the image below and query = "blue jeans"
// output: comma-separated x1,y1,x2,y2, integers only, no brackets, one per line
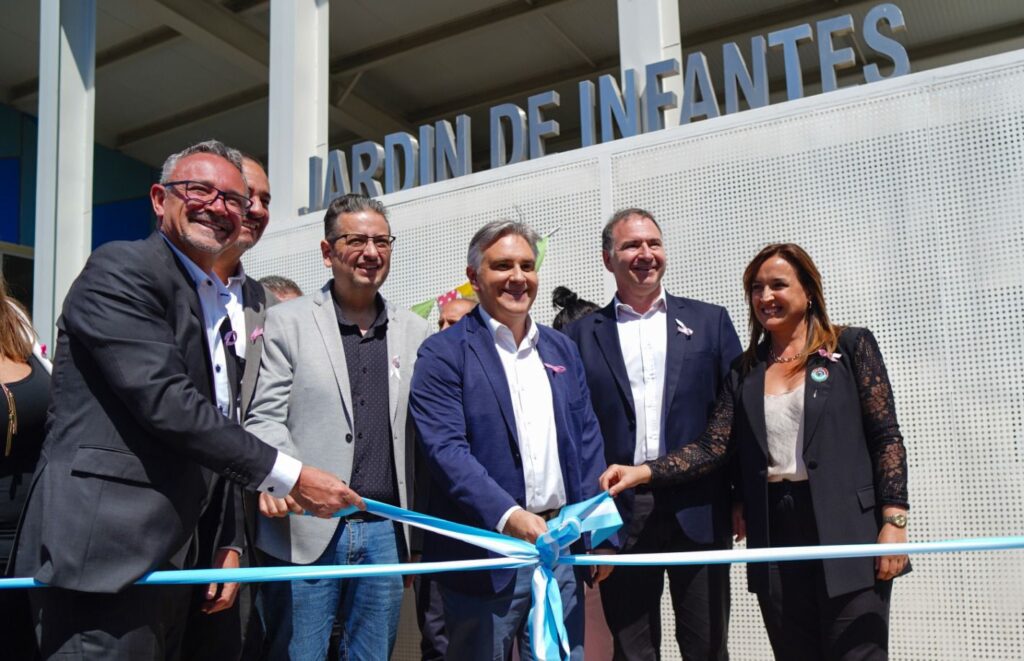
258,519,403,661
440,564,584,661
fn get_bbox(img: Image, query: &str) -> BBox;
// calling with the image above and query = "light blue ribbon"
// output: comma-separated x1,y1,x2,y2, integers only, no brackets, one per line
5,492,1024,661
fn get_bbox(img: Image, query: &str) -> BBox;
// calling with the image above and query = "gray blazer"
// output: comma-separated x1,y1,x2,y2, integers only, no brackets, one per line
245,281,429,564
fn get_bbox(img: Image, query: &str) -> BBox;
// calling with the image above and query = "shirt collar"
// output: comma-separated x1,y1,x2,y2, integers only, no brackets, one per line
478,305,539,352
613,287,667,320
161,233,217,288
332,291,389,331
225,262,247,288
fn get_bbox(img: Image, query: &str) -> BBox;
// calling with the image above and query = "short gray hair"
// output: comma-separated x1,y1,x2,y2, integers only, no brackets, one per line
160,139,244,183
467,220,540,271
324,193,390,238
601,207,661,253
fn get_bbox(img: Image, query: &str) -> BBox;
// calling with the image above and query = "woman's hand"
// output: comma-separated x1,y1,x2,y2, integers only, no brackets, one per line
599,464,653,496
731,502,747,542
876,507,909,580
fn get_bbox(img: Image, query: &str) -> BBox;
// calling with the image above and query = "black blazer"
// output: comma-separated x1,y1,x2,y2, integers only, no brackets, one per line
564,294,741,547
714,327,908,598
14,232,277,592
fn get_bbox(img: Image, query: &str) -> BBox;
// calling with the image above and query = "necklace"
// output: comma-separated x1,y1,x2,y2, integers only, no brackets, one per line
769,346,804,364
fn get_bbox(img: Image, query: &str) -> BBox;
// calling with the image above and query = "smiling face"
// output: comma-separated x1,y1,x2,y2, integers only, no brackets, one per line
151,153,245,265
468,233,538,329
236,158,270,251
603,214,666,303
749,256,811,338
321,209,392,294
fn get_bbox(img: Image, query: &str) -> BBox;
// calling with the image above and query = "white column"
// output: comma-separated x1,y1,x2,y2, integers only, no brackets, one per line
617,0,683,128
268,0,329,222
33,0,95,347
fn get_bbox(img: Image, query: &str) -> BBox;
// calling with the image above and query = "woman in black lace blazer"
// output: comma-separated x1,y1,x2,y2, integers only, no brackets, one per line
601,243,909,661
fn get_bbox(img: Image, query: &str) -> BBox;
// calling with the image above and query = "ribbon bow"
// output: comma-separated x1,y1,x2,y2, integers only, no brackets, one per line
250,327,264,343
817,348,842,362
543,363,567,374
223,330,238,347
675,319,694,336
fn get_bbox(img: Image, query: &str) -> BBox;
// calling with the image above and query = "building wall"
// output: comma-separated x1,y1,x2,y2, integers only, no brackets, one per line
247,48,1024,660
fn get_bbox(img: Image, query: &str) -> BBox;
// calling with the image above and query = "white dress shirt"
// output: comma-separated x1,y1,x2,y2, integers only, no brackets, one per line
224,266,247,361
615,289,668,465
162,236,300,496
478,307,567,533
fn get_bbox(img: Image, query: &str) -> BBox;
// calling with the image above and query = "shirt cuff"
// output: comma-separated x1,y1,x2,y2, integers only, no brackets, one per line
218,546,244,557
257,451,302,496
497,505,523,534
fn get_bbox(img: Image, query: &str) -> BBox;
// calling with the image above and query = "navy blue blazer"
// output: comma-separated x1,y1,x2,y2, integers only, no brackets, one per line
410,307,607,595
564,293,741,547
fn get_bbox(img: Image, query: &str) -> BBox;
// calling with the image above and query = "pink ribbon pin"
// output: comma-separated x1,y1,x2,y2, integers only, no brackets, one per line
543,363,566,374
817,348,842,362
250,327,264,343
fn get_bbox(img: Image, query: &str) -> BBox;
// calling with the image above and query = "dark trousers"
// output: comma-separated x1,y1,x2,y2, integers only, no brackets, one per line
600,493,730,661
29,584,192,660
180,584,243,661
414,574,448,661
757,481,892,661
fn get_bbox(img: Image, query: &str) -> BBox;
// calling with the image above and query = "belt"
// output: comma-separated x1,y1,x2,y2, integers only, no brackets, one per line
345,511,384,522
534,507,563,522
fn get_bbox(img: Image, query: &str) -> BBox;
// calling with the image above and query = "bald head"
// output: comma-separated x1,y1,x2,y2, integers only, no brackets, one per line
439,298,477,331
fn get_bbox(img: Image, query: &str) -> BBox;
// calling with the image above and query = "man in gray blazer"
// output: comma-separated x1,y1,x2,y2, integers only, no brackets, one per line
247,193,429,661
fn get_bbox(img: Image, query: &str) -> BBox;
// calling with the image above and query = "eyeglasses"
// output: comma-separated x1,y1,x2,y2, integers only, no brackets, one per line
163,180,252,216
2,382,16,457
327,233,396,251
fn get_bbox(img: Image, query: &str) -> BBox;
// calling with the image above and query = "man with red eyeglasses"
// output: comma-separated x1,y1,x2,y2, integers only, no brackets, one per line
14,140,360,660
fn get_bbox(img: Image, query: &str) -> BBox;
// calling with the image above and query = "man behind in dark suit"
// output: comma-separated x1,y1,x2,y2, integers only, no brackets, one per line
410,220,609,660
14,140,361,660
180,154,277,660
564,208,742,660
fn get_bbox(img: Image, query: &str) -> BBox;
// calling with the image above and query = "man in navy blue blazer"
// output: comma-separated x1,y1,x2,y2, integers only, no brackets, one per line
564,208,742,661
410,220,608,660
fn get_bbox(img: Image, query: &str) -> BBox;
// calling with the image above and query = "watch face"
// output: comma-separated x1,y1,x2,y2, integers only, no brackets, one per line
887,514,908,528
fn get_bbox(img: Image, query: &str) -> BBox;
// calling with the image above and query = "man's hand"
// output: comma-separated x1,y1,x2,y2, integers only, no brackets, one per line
590,548,616,584
599,464,653,496
259,492,303,518
502,509,548,544
732,502,747,542
200,548,240,615
289,466,365,518
405,553,422,589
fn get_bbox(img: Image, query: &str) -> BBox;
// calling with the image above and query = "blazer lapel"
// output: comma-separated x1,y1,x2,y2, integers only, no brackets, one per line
240,279,267,416
801,354,834,453
465,311,518,443
311,282,354,424
592,304,634,414
662,295,690,416
155,233,212,391
743,359,770,458
384,301,401,426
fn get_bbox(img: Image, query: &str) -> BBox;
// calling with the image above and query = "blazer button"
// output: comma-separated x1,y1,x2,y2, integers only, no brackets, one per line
807,461,818,470
345,433,353,443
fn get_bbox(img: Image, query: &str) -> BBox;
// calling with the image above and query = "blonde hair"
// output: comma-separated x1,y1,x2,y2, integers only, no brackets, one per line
0,275,33,362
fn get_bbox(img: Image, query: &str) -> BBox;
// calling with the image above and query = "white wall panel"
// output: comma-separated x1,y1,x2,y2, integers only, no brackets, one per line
246,49,1024,659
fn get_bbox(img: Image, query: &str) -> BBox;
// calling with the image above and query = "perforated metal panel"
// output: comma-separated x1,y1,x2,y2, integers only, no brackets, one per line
246,49,1024,660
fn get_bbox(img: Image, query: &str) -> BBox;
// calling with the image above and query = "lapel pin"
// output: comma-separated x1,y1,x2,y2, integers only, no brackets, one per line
250,327,264,343
543,362,567,374
675,319,694,336
223,330,238,347
816,348,841,362
390,355,401,380
810,366,829,383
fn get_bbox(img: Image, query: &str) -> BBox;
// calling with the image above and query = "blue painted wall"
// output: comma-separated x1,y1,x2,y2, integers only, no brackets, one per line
0,103,157,251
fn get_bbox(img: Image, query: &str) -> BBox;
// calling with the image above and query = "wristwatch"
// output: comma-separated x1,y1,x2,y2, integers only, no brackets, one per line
883,513,908,528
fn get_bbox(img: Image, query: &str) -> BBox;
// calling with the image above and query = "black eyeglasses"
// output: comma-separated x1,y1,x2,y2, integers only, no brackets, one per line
163,180,252,216
327,233,396,251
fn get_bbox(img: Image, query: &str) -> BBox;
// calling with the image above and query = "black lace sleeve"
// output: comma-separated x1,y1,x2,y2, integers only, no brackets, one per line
849,328,910,509
646,377,736,487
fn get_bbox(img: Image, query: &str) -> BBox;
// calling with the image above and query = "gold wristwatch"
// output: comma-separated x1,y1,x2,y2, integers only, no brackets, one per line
883,513,908,528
